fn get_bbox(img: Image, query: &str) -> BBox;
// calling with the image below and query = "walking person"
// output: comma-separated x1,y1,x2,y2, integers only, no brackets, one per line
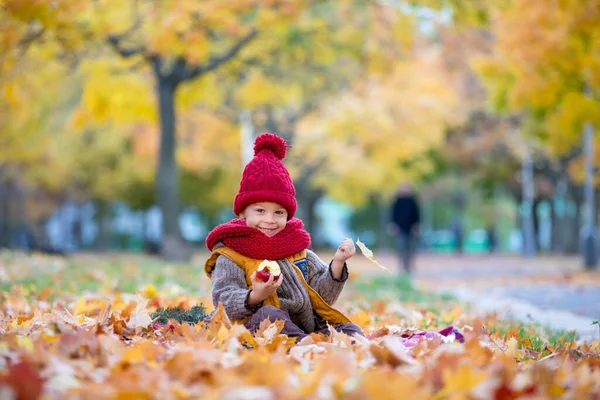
389,182,421,275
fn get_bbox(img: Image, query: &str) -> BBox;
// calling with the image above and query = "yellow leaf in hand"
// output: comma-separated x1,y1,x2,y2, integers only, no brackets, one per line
356,239,390,271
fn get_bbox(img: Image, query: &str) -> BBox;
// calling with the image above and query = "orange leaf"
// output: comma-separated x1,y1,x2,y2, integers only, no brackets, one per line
37,287,52,301
350,309,371,327
504,329,520,340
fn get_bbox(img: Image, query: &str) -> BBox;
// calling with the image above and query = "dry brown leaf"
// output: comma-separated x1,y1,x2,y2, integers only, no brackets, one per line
254,318,284,338
125,296,152,332
55,303,80,328
207,303,232,342
289,344,328,366
96,301,112,333
265,335,296,353
238,330,260,349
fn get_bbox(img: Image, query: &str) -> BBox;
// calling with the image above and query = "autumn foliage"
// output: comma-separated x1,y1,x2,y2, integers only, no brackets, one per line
1,252,599,399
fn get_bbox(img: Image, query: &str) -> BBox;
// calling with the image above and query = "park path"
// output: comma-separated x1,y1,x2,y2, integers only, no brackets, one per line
317,250,600,341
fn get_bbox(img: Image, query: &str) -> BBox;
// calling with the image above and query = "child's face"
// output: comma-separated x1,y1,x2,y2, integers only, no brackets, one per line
239,202,288,237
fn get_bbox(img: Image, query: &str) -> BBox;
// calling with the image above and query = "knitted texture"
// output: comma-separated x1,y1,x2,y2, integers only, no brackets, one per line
209,249,347,333
234,133,297,219
205,217,311,260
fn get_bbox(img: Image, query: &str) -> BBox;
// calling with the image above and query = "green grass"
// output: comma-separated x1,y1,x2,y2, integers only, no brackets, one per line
0,250,207,300
483,317,579,351
352,274,455,304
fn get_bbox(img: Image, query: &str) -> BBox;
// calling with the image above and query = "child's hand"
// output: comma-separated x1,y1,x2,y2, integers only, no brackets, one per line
248,271,284,305
333,238,356,263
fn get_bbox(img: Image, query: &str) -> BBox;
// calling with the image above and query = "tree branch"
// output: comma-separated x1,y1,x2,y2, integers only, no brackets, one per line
107,34,146,58
105,0,144,57
174,29,259,82
18,24,45,47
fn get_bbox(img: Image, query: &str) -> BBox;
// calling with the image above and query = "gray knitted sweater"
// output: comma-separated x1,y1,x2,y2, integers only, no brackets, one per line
209,245,349,333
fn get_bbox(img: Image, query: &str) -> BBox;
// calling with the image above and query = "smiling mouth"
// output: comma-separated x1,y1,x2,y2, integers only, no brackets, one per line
258,227,277,235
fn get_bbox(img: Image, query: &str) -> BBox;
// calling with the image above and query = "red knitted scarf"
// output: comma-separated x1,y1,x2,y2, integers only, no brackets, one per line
205,218,311,260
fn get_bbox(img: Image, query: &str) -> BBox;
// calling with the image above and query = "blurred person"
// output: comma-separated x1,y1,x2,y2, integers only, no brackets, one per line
203,133,363,342
389,182,421,274
487,225,498,254
452,216,464,256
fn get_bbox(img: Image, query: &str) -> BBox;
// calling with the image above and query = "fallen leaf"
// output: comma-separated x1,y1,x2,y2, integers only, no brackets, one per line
361,369,430,400
0,360,44,400
350,309,371,327
125,296,152,332
441,363,488,397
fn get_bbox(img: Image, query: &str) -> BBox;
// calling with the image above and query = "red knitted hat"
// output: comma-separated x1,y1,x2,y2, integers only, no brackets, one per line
234,133,297,219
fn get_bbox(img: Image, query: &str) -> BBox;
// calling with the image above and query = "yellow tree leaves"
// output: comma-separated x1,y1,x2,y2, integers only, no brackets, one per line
236,71,296,109
293,49,461,205
73,59,155,127
2,0,324,210
0,39,69,165
545,92,600,154
1,0,444,221
474,0,600,157
29,124,150,201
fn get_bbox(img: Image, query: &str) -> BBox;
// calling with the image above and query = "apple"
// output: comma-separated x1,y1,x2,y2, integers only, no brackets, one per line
256,260,281,283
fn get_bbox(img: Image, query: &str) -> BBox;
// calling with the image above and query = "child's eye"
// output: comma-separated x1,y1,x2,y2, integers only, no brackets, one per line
255,208,264,213
275,211,284,215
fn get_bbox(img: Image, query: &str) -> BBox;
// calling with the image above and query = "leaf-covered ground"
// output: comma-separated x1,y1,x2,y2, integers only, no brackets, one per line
1,251,599,399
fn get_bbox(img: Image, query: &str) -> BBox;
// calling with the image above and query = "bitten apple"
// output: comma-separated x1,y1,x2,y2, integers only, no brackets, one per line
256,260,281,282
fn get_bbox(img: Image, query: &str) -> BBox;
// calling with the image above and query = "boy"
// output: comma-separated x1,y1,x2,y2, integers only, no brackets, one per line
204,133,363,341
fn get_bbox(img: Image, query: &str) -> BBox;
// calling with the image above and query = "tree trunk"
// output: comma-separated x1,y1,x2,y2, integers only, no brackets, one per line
94,200,110,251
304,193,321,247
581,120,598,268
300,190,322,244
563,189,582,255
452,191,466,255
550,200,560,252
240,110,254,167
533,197,544,253
154,72,190,260
294,179,322,247
551,176,567,253
72,203,83,250
521,143,537,257
0,178,9,247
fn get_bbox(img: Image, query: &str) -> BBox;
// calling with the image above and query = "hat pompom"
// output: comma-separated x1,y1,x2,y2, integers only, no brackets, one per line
254,133,288,160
